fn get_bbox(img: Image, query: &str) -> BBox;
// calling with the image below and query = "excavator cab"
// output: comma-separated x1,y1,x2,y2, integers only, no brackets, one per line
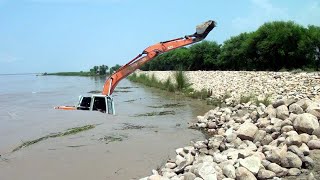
77,95,115,114
55,95,115,114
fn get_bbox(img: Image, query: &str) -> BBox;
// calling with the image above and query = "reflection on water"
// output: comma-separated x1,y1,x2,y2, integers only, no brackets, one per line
0,75,212,180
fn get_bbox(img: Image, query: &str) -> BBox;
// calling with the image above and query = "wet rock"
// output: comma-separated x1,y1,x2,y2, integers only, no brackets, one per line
237,123,258,141
239,155,261,174
257,169,276,179
276,105,289,120
235,167,257,180
293,113,319,134
307,140,320,149
222,164,236,179
165,162,177,169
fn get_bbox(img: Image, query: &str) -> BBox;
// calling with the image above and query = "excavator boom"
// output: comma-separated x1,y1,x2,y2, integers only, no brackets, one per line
54,20,216,114
102,20,216,96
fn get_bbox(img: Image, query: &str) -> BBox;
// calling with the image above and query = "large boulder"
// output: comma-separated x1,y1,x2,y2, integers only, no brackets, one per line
237,123,258,141
280,151,302,168
293,113,319,134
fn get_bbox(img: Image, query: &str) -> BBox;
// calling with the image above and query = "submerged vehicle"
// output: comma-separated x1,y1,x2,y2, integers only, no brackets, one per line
54,20,216,114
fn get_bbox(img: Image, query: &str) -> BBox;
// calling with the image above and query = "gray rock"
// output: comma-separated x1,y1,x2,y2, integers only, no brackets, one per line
266,144,287,164
239,155,261,174
289,103,304,114
207,122,217,129
183,172,196,180
257,118,270,128
261,160,271,167
300,133,311,144
276,105,289,120
197,162,217,180
287,168,301,176
285,135,302,146
273,100,285,108
303,156,314,168
261,134,273,146
212,153,228,163
312,127,320,138
175,155,185,165
257,169,276,179
267,163,288,177
222,164,236,179
165,162,177,169
265,105,277,118
296,98,313,110
293,113,319,134
235,167,257,180
280,151,302,168
306,105,320,119
299,143,310,156
288,145,305,160
237,123,258,141
281,125,294,133
307,140,320,149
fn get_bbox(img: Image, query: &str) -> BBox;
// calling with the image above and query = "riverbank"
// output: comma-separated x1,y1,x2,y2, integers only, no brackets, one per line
132,70,320,105
141,97,320,180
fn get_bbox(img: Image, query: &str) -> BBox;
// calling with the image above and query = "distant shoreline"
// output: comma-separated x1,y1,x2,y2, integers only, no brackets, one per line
45,72,109,77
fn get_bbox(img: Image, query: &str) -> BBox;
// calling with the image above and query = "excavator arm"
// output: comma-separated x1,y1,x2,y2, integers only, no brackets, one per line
102,20,216,96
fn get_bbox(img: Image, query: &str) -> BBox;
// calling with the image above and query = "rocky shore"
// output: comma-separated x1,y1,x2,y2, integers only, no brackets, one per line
134,71,320,104
140,97,320,180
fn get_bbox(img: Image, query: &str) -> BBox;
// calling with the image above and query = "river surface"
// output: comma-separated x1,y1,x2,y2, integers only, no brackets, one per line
0,75,211,180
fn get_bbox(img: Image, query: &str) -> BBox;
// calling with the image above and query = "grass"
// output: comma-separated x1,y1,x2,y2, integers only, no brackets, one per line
134,110,176,117
239,93,272,106
12,124,96,152
148,103,185,108
98,134,128,144
128,71,210,100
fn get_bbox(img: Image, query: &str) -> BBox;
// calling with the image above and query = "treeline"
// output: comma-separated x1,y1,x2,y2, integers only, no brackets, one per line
141,21,320,71
47,64,121,76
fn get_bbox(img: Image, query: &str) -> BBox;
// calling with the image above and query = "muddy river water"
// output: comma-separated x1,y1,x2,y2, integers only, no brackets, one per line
0,75,212,180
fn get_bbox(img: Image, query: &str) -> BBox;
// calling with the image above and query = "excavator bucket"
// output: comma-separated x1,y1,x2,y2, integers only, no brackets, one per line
195,20,216,38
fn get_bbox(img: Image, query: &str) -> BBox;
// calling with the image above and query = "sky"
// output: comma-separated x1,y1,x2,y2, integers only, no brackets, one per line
0,0,320,74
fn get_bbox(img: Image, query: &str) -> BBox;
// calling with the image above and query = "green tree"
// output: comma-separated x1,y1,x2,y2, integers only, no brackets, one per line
109,64,121,74
218,32,253,70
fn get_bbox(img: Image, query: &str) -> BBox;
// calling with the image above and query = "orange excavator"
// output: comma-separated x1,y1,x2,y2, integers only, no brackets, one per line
55,20,216,114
